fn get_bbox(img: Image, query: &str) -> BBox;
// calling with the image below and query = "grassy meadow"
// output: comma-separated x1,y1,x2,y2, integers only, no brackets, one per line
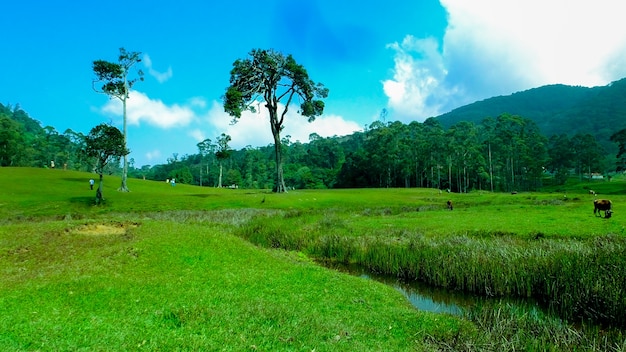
1,167,625,351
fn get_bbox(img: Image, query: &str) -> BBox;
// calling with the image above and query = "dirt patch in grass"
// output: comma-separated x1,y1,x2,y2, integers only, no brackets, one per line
71,222,138,236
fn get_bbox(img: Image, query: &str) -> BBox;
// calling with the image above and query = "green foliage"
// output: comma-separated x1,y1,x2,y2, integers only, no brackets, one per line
0,103,86,169
169,166,193,184
436,78,626,160
84,124,129,204
92,47,144,192
0,114,25,166
225,168,242,186
92,48,144,99
84,124,129,173
6,76,626,194
610,128,626,171
214,133,231,161
223,48,328,193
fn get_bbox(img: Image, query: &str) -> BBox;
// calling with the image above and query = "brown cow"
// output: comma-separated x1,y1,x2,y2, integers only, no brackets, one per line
593,199,612,218
447,200,453,210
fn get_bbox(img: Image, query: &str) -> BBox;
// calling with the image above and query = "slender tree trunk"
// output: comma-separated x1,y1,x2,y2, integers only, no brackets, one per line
437,163,441,189
510,157,515,191
218,162,223,188
270,110,287,193
462,160,465,192
96,173,104,205
273,136,286,192
199,162,203,187
119,83,129,192
488,142,494,192
448,156,452,191
415,159,419,188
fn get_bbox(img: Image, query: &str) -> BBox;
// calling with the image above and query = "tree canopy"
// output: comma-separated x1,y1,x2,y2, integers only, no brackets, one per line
215,133,232,188
84,123,129,204
92,48,144,192
223,48,328,193
3,100,622,192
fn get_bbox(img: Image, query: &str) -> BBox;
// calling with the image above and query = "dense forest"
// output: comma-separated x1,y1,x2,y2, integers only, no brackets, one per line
436,77,626,156
2,77,626,192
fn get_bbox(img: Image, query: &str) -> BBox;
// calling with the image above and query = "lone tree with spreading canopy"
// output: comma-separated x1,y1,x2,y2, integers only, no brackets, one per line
223,49,328,193
84,124,129,205
92,48,144,192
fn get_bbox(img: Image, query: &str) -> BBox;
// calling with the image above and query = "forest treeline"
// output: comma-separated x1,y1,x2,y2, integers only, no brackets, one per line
2,102,624,192
437,77,626,157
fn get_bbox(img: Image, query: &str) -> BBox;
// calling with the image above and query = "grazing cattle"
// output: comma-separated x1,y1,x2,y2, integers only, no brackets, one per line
447,200,453,210
593,199,613,218
589,190,596,195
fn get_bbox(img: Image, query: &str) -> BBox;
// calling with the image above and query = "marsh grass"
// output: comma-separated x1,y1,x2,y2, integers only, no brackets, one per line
238,215,626,348
441,301,626,352
251,212,626,327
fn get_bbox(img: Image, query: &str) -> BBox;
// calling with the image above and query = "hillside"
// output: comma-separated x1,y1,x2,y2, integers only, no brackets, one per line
434,78,626,153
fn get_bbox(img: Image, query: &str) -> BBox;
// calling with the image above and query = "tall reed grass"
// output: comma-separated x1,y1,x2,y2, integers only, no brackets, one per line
433,301,626,351
236,211,626,328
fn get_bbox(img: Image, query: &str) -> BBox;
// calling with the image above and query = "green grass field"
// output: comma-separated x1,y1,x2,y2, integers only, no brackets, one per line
1,167,625,351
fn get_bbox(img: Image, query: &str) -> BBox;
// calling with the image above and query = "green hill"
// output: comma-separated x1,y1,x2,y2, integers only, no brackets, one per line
434,78,626,153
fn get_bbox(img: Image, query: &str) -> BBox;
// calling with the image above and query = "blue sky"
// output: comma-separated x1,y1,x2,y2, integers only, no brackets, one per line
2,0,626,167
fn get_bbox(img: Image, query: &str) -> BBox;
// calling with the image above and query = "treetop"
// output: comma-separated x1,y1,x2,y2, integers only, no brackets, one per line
223,48,328,122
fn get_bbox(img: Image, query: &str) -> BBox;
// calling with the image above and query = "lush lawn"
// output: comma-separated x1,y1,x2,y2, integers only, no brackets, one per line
0,168,470,351
1,167,625,350
1,219,468,350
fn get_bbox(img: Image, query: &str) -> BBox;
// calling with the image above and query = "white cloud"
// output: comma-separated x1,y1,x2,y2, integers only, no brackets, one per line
383,36,455,121
188,129,205,142
204,101,362,148
145,149,162,162
101,90,196,128
384,0,626,121
441,0,626,87
143,54,173,83
188,97,207,109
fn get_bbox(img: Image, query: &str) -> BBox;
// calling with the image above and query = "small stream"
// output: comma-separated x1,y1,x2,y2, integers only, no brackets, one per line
321,261,545,317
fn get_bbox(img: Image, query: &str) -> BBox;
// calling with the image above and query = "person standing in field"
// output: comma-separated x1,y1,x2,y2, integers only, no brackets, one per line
89,179,95,190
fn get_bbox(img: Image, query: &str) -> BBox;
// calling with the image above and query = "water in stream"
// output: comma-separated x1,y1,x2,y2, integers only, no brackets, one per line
322,261,545,317
320,261,626,349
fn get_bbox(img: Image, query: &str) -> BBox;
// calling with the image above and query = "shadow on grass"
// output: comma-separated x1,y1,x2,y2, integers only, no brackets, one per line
68,196,96,207
188,194,220,198
62,177,91,184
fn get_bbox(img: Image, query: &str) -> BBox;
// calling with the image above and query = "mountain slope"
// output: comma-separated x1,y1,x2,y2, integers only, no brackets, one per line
434,78,626,153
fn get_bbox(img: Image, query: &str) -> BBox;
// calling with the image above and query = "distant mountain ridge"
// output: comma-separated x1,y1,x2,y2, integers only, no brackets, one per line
434,78,626,153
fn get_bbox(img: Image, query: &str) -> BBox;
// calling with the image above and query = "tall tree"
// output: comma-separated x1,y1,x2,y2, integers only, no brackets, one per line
223,48,328,193
571,133,605,179
196,138,215,187
547,134,575,185
610,128,626,171
215,133,232,188
84,124,129,205
92,48,144,192
446,121,481,192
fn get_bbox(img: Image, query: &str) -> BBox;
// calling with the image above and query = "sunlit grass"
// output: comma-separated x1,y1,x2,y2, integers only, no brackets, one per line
1,167,625,350
0,218,469,351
